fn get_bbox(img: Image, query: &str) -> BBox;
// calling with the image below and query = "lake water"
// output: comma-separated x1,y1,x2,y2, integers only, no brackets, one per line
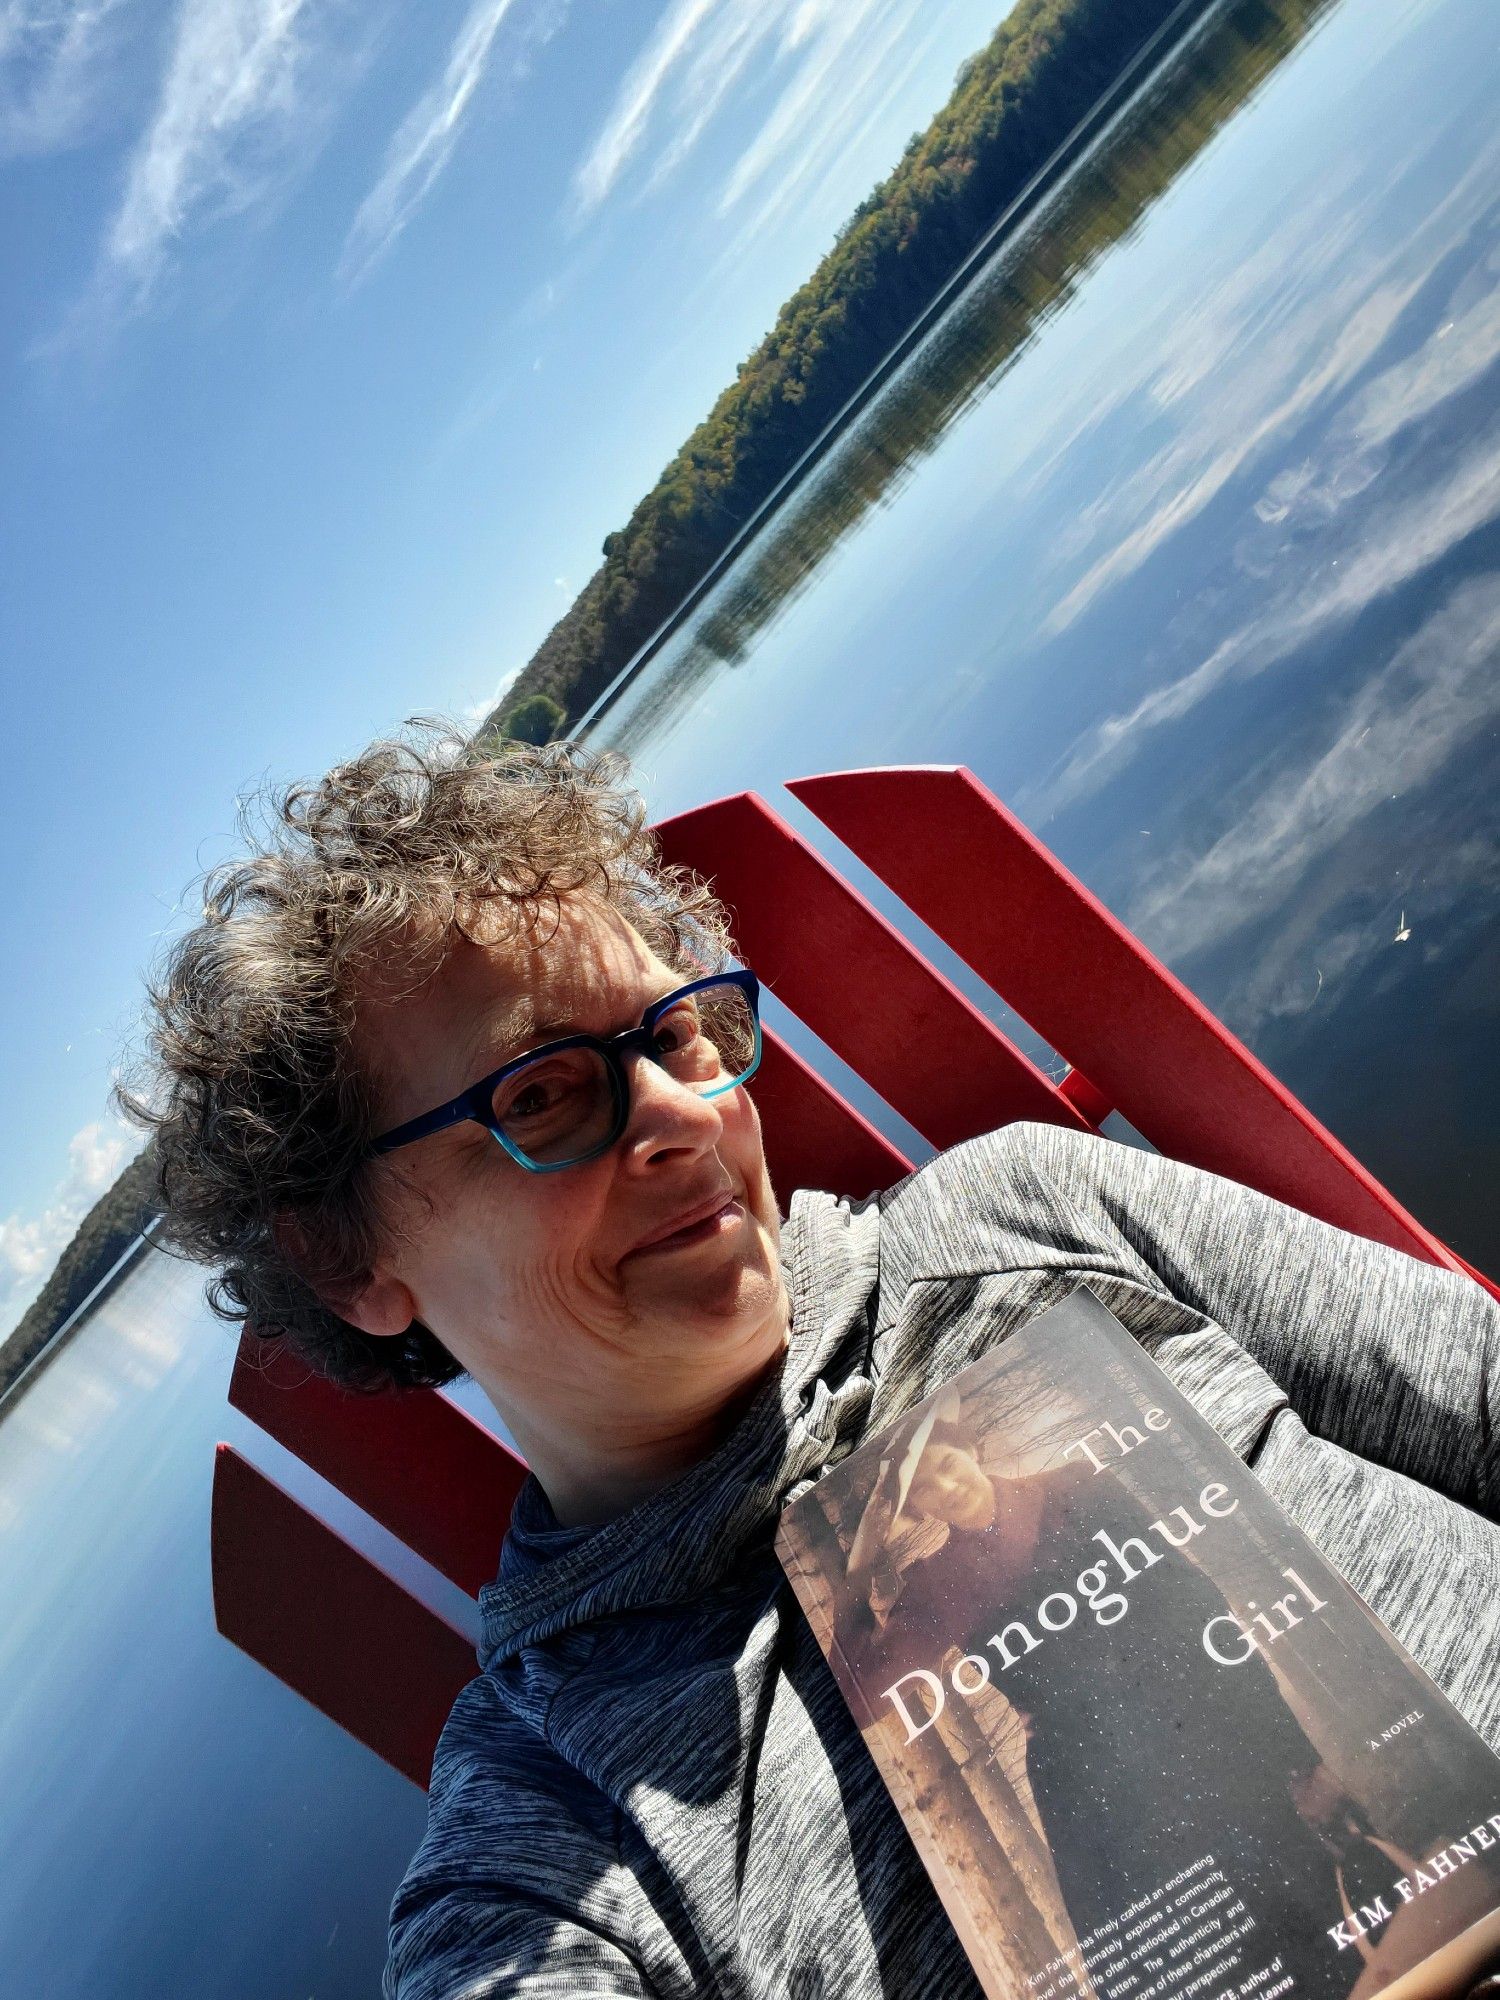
4,0,1497,1990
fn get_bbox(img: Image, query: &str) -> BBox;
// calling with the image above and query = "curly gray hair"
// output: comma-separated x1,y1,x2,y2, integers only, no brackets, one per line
119,725,734,1393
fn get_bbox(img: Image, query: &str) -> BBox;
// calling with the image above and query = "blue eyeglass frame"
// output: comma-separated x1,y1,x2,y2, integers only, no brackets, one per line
368,968,763,1172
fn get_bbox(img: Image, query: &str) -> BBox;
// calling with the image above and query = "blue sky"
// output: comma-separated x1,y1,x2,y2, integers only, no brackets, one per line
0,0,1015,1333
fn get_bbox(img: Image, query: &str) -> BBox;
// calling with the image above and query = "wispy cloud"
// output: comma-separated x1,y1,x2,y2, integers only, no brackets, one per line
710,0,929,261
1038,421,1500,816
1032,177,1500,821
107,0,313,299
571,0,921,229
714,0,896,214
0,0,135,159
40,0,353,350
572,0,714,216
340,0,534,285
1031,128,1500,641
0,1117,142,1340
1347,273,1500,455
0,1263,190,1539
1040,272,1421,639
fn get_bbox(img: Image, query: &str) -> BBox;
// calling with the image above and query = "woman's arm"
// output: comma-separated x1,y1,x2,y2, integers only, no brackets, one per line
1007,1121,1498,1517
385,1694,669,2000
386,1892,654,2000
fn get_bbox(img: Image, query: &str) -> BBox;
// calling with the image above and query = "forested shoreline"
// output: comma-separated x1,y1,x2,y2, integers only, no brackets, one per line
0,1146,159,1405
487,0,1209,742
596,0,1334,716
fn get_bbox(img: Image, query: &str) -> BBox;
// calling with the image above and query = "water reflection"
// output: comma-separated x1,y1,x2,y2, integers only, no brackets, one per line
0,1250,428,1997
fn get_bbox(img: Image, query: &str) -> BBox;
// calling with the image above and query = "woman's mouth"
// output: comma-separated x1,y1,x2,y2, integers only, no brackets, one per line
628,1196,740,1257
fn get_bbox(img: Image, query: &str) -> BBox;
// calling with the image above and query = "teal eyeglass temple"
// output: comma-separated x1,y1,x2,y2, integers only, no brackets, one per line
368,968,763,1172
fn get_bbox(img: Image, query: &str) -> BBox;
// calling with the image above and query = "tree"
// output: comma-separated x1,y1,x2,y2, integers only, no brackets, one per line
498,693,566,745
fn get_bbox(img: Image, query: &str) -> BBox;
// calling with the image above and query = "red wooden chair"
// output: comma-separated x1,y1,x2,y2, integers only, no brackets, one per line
212,765,1497,1790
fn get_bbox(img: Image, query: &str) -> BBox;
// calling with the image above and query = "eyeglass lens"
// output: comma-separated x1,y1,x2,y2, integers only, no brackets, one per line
490,980,759,1167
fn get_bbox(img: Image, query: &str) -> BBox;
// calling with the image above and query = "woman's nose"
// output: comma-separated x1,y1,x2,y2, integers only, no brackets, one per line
619,1045,726,1162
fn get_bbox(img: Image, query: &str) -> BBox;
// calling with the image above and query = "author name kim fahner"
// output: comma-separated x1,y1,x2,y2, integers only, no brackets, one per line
1328,1813,1500,1953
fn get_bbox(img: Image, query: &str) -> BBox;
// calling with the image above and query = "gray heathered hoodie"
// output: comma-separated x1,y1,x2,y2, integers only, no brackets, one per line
384,1122,1500,2000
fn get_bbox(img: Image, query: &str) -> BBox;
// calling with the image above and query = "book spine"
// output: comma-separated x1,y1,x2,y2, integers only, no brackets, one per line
776,1511,1013,2000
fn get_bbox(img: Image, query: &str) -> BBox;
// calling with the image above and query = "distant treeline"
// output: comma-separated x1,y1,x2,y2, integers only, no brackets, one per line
0,1145,158,1404
613,0,1335,698
488,0,1204,739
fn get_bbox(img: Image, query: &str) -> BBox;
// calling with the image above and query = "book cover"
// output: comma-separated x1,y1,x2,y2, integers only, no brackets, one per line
776,1285,1500,2000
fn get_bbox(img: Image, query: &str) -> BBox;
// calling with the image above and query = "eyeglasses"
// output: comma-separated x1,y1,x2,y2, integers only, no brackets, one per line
368,969,762,1173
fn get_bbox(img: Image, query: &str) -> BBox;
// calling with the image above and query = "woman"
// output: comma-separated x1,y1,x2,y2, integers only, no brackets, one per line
127,726,1500,2000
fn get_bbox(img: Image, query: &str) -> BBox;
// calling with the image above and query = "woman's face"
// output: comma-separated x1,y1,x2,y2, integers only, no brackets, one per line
907,1442,996,1531
351,892,788,1467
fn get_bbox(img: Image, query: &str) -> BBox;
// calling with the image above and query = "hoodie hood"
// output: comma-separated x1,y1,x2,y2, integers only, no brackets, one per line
477,1183,883,1672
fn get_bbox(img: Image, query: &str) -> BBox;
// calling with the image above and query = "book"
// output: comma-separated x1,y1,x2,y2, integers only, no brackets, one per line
776,1285,1500,2000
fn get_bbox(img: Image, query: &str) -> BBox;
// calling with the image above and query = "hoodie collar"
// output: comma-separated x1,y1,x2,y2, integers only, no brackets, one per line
477,1183,882,1670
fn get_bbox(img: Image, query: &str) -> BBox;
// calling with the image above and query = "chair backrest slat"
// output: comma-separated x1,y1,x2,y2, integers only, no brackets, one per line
654,792,1092,1149
211,1445,475,1789
791,766,1480,1279
754,1029,914,1198
228,1343,526,1598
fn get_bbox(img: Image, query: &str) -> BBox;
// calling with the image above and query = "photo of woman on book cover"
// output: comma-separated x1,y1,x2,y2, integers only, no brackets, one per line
812,1329,1500,2000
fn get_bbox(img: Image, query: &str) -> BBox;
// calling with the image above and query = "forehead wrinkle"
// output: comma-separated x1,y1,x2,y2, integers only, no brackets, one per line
450,889,693,1086
460,992,546,1078
460,969,684,1080
465,1010,562,1082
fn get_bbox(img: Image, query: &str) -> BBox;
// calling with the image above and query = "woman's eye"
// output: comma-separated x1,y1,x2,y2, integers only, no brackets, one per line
498,1066,573,1123
653,1004,700,1055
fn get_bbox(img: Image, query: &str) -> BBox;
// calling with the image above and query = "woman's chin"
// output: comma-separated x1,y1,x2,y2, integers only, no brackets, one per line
633,1254,789,1356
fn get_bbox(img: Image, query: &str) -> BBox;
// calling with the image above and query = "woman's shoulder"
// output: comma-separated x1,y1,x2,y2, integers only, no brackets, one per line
872,1120,1148,1294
